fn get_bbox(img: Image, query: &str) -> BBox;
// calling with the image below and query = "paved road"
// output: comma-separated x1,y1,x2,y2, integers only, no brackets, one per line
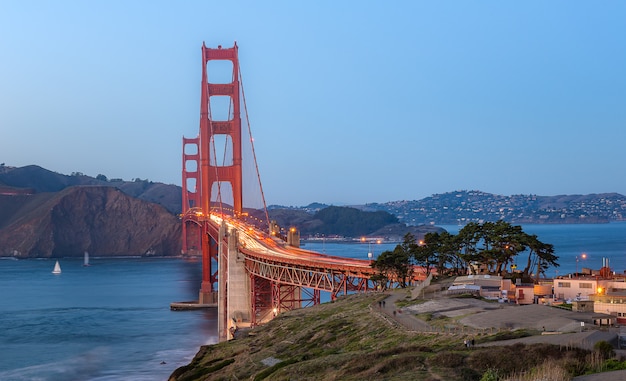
573,370,626,381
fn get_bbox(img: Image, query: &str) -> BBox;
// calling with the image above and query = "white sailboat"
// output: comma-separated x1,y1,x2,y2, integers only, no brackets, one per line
52,260,62,274
83,251,90,267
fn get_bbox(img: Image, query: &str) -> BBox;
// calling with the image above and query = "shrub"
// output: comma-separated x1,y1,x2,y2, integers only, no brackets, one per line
603,358,626,371
480,369,499,381
593,340,615,359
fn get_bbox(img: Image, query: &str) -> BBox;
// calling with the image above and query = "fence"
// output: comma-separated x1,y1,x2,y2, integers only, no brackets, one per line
410,273,433,299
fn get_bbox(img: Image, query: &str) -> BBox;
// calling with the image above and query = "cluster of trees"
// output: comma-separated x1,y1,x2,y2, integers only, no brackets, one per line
74,173,146,183
371,221,559,288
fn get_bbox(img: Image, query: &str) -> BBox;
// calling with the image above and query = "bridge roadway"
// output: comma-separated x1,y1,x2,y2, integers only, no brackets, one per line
208,214,425,298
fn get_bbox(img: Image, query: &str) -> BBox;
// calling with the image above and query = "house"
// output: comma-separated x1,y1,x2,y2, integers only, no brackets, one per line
552,273,626,325
553,276,599,301
590,289,626,325
448,275,504,300
449,275,541,304
514,284,535,305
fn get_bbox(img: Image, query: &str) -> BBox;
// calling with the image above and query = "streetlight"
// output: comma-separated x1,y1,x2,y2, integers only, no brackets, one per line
362,237,373,260
576,253,587,278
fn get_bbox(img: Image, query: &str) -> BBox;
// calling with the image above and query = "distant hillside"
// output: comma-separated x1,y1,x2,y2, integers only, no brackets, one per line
267,205,443,241
0,164,182,258
0,164,182,214
0,186,181,258
365,190,626,225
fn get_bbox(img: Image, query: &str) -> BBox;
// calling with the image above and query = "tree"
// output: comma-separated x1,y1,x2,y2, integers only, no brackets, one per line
521,233,558,282
369,272,388,291
436,231,463,275
96,174,108,182
480,221,526,275
413,232,443,277
371,234,414,288
444,221,558,282
456,222,483,274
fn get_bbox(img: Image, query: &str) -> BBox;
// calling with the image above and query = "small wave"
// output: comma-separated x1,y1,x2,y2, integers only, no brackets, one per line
0,347,110,381
153,347,197,368
14,306,164,315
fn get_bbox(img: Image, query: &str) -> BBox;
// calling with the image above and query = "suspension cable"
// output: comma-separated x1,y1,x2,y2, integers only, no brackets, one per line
239,62,270,231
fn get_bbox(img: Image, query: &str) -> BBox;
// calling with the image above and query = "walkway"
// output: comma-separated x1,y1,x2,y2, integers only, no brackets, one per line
377,290,432,332
573,370,626,381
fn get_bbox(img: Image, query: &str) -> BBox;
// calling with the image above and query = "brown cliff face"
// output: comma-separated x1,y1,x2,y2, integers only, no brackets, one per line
0,186,181,258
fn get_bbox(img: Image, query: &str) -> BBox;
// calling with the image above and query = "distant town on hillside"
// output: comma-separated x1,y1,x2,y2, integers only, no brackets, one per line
274,191,626,226
364,191,626,225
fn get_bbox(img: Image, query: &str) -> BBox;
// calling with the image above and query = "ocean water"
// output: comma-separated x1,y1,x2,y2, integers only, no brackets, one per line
1,222,625,380
0,258,216,381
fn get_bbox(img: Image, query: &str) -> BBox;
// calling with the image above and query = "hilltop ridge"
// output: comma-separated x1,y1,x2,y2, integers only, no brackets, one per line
365,190,626,225
2,164,625,258
0,164,182,214
4,164,624,227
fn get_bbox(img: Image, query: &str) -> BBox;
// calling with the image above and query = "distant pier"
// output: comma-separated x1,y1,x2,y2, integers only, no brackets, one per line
170,301,217,311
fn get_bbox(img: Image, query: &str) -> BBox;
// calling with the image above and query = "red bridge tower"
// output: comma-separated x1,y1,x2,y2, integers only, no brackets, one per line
182,42,243,304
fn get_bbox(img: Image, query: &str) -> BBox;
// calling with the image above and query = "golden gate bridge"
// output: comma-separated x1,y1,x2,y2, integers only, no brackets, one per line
180,42,427,341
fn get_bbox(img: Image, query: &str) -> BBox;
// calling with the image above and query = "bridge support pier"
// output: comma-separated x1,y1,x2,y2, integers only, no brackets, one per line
198,288,217,305
198,226,217,305
218,223,251,341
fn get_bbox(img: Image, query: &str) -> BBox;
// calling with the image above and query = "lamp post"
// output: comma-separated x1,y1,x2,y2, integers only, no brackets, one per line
362,237,373,260
576,253,587,278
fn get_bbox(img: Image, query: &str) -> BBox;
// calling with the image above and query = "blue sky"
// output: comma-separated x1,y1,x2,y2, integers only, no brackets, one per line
1,1,625,206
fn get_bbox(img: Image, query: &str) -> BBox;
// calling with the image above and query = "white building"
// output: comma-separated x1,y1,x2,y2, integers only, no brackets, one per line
553,276,599,301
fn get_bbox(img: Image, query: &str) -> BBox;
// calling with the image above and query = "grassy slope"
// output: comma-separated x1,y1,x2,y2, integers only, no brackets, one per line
169,293,592,381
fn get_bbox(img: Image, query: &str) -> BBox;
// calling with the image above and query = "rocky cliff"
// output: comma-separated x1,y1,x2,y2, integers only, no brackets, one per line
0,186,181,258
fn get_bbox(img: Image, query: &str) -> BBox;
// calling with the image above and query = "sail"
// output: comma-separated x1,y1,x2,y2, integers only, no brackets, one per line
84,252,90,266
52,261,62,274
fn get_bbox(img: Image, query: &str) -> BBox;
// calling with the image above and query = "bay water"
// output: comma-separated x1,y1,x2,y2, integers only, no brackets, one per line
304,222,626,277
1,222,625,380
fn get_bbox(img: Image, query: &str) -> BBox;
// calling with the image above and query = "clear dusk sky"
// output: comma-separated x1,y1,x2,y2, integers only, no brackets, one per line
1,1,625,206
